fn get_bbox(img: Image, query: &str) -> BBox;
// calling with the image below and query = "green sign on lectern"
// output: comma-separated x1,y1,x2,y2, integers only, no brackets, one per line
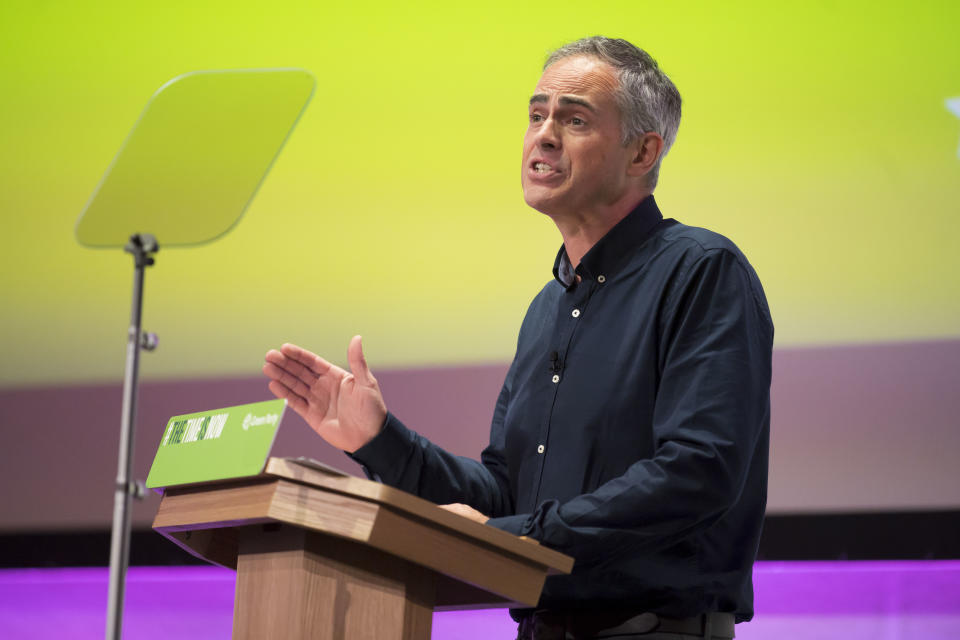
146,398,287,488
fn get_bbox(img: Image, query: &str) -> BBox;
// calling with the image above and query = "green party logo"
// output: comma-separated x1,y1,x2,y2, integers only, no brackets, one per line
241,410,280,431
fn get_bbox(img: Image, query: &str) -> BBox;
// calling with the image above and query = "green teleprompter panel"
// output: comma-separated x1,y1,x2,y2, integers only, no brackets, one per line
75,68,316,248
146,398,286,488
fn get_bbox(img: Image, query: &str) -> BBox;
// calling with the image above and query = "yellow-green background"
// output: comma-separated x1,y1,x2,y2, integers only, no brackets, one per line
1,0,958,386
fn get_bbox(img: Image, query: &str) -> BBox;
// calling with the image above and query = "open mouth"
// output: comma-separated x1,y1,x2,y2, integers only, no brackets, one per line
533,161,553,174
529,160,560,178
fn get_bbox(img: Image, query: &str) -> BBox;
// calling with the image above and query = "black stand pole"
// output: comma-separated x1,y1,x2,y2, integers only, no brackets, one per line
105,233,158,640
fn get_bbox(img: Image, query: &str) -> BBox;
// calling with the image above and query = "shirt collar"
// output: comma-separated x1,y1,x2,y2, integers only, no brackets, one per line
552,194,664,289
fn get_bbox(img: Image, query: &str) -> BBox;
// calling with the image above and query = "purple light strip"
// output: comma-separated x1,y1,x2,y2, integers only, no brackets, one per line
754,560,960,614
0,561,957,639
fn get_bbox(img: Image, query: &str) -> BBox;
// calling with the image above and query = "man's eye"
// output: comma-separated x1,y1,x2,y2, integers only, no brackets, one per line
571,117,585,126
530,113,544,123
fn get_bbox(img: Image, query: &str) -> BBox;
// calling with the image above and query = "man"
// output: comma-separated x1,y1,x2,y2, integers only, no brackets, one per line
263,37,772,640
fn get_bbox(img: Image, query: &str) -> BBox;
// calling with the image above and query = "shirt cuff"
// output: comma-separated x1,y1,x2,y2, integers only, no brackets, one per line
485,514,532,537
346,412,413,482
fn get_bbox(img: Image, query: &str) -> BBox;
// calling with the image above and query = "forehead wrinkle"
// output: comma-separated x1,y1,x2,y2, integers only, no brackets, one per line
529,93,597,113
532,85,617,115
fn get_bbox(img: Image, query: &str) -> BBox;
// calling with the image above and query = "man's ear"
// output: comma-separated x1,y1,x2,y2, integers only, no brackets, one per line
626,132,664,178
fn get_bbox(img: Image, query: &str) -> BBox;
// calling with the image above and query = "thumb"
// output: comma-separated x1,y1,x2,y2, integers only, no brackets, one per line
347,335,376,386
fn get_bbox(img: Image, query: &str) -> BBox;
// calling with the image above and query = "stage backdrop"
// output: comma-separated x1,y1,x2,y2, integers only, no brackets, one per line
0,1,958,530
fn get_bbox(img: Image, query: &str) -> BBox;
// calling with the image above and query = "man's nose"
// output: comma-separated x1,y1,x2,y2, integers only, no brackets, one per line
535,115,561,149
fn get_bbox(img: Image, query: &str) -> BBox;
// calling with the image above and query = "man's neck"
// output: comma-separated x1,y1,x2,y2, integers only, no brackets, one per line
550,192,652,267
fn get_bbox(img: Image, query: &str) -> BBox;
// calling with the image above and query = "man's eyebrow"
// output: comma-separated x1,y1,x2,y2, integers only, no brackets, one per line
527,94,597,112
559,96,596,112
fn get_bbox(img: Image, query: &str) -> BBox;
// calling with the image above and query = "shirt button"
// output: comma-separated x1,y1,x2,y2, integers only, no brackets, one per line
551,374,560,383
537,444,545,454
571,309,581,318
597,275,606,283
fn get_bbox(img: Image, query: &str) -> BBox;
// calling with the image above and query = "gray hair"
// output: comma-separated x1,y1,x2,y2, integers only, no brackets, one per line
545,36,681,188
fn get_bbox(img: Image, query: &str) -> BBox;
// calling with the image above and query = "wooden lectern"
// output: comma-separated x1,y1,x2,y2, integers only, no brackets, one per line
153,457,574,639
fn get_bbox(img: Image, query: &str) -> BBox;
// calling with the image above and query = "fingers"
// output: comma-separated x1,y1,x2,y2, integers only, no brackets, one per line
279,343,335,377
347,335,377,386
267,379,308,414
262,361,314,399
265,343,346,385
265,348,319,383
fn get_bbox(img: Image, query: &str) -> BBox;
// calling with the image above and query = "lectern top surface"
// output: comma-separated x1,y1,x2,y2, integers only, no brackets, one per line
263,457,575,574
75,68,315,248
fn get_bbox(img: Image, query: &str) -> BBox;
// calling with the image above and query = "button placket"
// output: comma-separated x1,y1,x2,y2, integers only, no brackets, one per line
532,278,594,507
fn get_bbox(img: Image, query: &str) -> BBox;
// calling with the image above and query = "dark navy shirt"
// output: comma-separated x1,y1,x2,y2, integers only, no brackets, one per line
352,195,773,622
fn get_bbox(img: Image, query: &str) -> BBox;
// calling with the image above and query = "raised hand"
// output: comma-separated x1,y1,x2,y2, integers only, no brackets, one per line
262,336,387,453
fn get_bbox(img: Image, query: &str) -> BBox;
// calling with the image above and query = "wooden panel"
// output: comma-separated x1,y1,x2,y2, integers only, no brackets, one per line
153,480,276,529
267,479,378,542
303,532,434,640
155,477,378,545
233,525,434,640
368,506,547,607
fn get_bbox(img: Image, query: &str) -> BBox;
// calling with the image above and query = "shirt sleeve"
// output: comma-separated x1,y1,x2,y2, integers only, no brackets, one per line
488,248,773,565
348,360,518,519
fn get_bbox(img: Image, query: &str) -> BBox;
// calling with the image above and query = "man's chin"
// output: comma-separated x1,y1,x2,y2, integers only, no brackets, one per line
523,188,562,216
524,201,555,217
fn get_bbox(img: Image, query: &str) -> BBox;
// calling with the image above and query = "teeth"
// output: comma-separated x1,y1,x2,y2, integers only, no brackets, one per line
534,162,552,173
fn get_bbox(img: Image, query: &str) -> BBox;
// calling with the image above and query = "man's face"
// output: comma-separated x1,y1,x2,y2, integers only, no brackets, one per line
522,55,636,218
